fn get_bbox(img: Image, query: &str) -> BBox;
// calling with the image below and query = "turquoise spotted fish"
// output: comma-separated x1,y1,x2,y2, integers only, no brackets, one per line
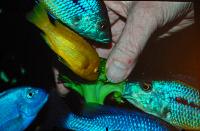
64,105,175,131
0,86,48,130
40,0,111,43
123,80,200,130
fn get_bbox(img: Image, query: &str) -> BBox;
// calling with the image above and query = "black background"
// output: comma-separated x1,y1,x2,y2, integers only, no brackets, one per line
0,1,199,130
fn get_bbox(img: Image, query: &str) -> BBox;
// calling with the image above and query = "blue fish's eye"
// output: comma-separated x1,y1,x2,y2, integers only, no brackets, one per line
27,92,33,98
99,21,107,30
141,82,152,92
26,89,36,99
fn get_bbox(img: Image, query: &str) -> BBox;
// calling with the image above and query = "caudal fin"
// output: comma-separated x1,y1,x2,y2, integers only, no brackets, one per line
26,2,51,31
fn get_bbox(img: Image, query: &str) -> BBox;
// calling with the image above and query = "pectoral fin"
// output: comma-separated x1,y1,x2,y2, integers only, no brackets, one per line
160,106,171,120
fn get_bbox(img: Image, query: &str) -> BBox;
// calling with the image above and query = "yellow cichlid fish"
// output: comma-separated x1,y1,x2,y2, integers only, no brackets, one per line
27,3,100,81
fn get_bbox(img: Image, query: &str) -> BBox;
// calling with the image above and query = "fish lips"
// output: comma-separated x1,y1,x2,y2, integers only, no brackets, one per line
123,93,142,108
84,34,111,44
97,38,111,44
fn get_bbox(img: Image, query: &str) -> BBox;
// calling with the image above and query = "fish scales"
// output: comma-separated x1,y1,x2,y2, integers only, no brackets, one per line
44,0,101,17
41,0,111,43
123,81,200,129
64,106,173,131
0,94,19,127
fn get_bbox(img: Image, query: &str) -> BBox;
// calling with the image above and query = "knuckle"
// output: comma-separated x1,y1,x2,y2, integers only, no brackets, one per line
119,41,142,58
113,42,142,65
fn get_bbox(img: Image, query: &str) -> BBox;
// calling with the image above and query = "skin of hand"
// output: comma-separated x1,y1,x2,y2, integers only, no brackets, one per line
95,1,194,83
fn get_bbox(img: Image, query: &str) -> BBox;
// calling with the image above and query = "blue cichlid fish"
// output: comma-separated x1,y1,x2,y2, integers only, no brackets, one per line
0,86,48,131
123,80,200,130
63,105,175,131
40,0,111,44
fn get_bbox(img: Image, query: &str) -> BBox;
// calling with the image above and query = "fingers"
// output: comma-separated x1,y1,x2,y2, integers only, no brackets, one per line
107,8,119,25
104,1,129,17
106,2,158,83
158,10,194,38
95,42,115,58
105,2,193,83
112,19,126,43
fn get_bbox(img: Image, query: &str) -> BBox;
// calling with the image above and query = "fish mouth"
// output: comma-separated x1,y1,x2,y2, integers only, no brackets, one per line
84,72,98,81
122,93,132,99
123,95,146,111
99,38,111,43
36,88,49,107
92,37,111,44
42,94,49,105
123,94,136,102
123,94,141,106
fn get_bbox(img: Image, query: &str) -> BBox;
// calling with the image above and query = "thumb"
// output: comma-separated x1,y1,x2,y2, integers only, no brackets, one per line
106,3,158,83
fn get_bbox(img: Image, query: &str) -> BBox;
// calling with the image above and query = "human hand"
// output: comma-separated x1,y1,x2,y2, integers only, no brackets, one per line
95,1,194,83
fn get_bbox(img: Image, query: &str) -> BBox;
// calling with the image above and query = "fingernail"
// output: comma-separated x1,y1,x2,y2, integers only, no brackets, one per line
107,60,128,83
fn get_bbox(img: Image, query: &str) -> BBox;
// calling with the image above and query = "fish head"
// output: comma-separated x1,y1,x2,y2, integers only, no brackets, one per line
123,81,170,118
42,0,111,44
18,87,48,117
68,13,111,44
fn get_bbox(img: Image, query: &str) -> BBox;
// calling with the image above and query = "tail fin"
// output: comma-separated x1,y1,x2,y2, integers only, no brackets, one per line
26,2,51,31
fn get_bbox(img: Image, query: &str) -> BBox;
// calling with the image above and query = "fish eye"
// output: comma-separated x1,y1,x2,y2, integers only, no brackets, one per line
99,21,107,30
29,92,33,96
26,89,36,99
27,92,34,99
141,82,152,92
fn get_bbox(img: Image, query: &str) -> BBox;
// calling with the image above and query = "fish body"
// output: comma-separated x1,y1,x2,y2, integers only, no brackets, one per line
40,0,111,43
123,80,200,130
27,3,100,81
63,106,173,131
0,86,48,131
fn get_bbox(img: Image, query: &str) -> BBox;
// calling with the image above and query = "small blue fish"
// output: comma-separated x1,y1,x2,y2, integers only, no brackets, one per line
0,86,48,131
63,105,175,131
40,0,111,43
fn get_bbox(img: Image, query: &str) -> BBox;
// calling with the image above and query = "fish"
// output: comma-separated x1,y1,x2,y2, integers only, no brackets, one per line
63,105,175,131
27,3,100,81
0,86,48,131
40,0,111,44
123,80,200,130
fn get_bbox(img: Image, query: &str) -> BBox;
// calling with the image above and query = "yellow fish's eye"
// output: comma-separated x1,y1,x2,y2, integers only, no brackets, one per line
141,82,152,92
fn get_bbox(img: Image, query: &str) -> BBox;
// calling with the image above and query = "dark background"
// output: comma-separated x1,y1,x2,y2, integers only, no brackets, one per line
0,0,199,130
